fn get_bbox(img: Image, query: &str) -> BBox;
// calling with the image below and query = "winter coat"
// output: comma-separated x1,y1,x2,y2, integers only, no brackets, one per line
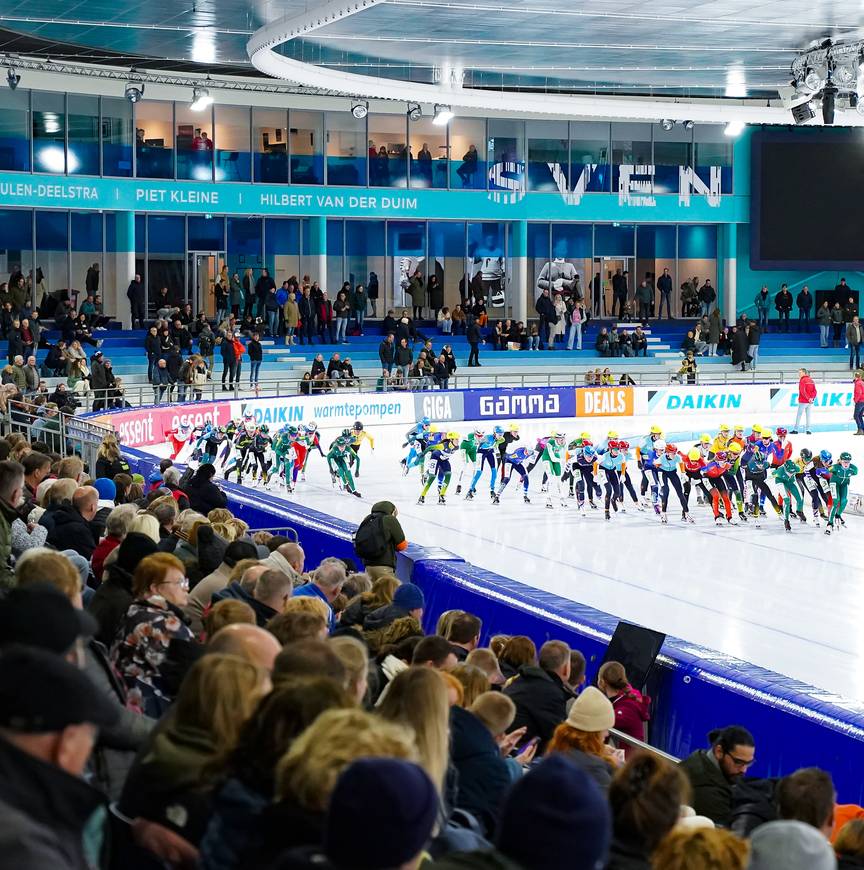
774,290,793,312
407,274,425,303
186,475,228,516
429,850,523,870
606,837,653,870
467,321,482,344
87,564,135,647
352,285,368,312
817,306,833,326
731,330,749,366
609,686,650,748
200,776,271,870
503,665,573,751
395,344,413,366
45,503,97,560
450,705,514,835
747,323,761,346
220,337,237,361
708,312,721,344
698,283,716,304
797,290,813,311
561,747,614,792
247,339,263,362
679,749,734,826
798,374,817,404
535,293,556,323
379,340,395,365
284,299,299,328
211,581,278,628
847,322,863,346
832,306,845,325
635,283,652,304
363,601,413,632
0,734,105,870
428,279,444,311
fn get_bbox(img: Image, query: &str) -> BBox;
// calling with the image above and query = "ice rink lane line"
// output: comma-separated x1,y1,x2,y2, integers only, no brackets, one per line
291,480,858,660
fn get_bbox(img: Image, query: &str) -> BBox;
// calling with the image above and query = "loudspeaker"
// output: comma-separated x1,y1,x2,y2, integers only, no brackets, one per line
598,621,666,691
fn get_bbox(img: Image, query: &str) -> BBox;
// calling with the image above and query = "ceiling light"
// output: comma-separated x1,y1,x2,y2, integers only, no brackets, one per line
724,120,745,137
192,29,216,64
660,119,674,131
804,68,822,91
124,80,144,103
407,103,422,122
432,104,453,126
351,101,368,119
683,119,694,130
6,66,19,91
190,86,213,111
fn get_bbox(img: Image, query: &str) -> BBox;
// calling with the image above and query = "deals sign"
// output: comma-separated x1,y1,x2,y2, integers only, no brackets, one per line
575,387,634,418
463,388,576,421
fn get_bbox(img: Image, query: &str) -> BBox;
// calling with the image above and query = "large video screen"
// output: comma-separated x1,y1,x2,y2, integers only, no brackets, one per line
751,128,864,268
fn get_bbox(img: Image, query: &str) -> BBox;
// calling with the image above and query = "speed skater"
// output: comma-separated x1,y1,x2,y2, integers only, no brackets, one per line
418,432,460,505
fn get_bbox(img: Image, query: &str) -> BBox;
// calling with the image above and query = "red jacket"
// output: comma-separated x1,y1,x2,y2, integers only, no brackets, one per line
610,686,651,754
798,375,817,404
855,379,864,403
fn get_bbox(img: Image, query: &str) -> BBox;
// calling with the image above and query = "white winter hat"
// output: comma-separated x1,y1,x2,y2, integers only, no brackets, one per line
565,686,615,732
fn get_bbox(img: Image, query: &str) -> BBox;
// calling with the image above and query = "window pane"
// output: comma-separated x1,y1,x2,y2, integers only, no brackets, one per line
0,210,33,299
694,125,733,193
388,221,425,311
368,113,407,188
612,123,652,190
67,94,99,176
33,92,66,174
346,220,385,302
177,104,213,181
450,118,485,189
264,218,300,286
570,121,610,192
102,97,133,177
36,211,68,307
543,224,591,304
71,212,102,305
147,215,185,304
290,110,323,185
636,224,677,315
326,112,366,186
188,215,224,251
487,119,524,197
595,223,635,256
527,121,568,192
427,221,465,313
467,222,506,310
215,105,251,182
0,89,30,171
408,117,448,189
136,101,174,179
254,108,288,183
327,219,344,289
653,122,692,194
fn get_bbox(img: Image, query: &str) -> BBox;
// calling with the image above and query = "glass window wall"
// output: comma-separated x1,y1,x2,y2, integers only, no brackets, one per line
527,121,568,192
611,123,652,191
102,97,133,177
147,215,185,303
653,122,692,194
264,218,300,287
408,117,447,189
32,92,66,174
636,224,677,315
290,111,324,185
67,94,99,176
0,90,29,172
188,215,225,251
35,211,68,305
570,121,610,193
326,112,366,186
71,212,103,302
545,224,591,307
0,209,34,304
467,222,506,311
387,221,425,313
346,220,385,313
215,105,251,182
427,221,465,314
694,125,733,193
449,118,485,190
135,101,174,179
368,113,407,188
487,119,524,198
176,104,214,181
254,108,288,183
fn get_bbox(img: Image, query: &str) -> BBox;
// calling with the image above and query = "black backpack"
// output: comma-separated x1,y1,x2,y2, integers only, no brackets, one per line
353,514,387,560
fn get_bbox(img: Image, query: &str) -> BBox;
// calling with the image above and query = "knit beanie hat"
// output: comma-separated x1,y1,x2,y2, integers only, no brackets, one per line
116,532,159,574
93,477,116,502
393,582,425,612
325,758,438,869
749,821,837,870
566,686,615,732
496,754,611,870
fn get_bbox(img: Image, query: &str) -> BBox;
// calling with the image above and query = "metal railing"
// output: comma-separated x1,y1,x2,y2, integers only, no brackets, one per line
609,728,681,764
246,526,300,543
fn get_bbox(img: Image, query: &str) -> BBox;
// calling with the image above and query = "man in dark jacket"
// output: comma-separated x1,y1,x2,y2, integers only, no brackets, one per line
775,284,793,332
255,268,276,318
796,285,813,332
298,286,316,345
611,269,628,319
679,725,755,827
379,333,395,374
46,486,99,561
698,279,716,316
657,267,673,318
185,463,227,515
127,274,145,328
466,318,483,367
534,288,557,349
170,319,192,355
220,330,238,390
394,338,413,380
355,500,407,580
503,639,573,751
90,351,108,411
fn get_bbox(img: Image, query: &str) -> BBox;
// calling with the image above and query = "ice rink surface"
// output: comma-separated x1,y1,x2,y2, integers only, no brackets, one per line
192,414,864,703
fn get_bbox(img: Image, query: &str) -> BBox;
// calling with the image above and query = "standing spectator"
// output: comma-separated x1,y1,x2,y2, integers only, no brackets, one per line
731,325,750,372
170,317,192,354
817,300,832,348
797,285,813,331
535,288,557,350
407,267,425,320
334,290,350,344
85,261,99,297
426,276,442,322
855,371,864,435
657,267,673,318
283,290,299,346
467,317,483,367
317,290,335,344
844,296,859,333
298,285,315,345
550,294,566,347
368,270,379,318
90,351,107,409
220,330,237,391
395,337,412,380
229,271,243,317
127,273,146,328
747,320,761,370
353,500,407,581
232,332,245,386
247,331,263,389
848,315,863,370
242,267,254,318
708,308,721,356
198,321,215,372
352,282,368,334
752,286,770,332
379,333,395,375
698,278,716,316
255,268,275,318
264,286,280,338
433,353,450,390
792,367,817,434
612,268,628,319
636,279,652,323
567,302,585,351
775,283,793,332
831,302,845,347
597,661,650,751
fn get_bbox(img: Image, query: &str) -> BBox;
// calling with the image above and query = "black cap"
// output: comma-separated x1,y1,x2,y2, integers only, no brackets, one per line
223,540,258,567
0,645,118,732
0,584,97,655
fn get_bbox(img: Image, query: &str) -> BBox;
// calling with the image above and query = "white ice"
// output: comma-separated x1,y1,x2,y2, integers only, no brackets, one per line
175,415,864,704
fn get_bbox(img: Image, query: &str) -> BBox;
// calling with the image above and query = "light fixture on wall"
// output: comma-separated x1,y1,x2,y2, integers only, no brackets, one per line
6,65,19,91
124,79,144,103
432,104,453,126
660,118,674,131
190,86,213,111
407,102,422,122
683,119,695,130
351,100,368,119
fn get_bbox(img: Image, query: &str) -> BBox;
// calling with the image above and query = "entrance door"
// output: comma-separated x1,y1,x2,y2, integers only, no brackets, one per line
595,256,633,318
188,251,226,318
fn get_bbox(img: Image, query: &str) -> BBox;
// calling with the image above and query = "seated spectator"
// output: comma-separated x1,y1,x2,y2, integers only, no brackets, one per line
465,647,506,687
268,610,328,646
262,541,305,584
548,685,619,791
679,725,755,827
363,582,425,631
595,327,610,356
749,820,837,870
498,634,536,680
835,819,864,870
185,464,228,515
203,598,256,639
293,560,347,630
329,635,370,704
448,612,482,661
118,653,269,846
598,660,651,752
652,827,750,870
776,767,836,838
91,503,138,582
222,568,293,628
340,574,399,628
504,639,573,751
207,623,282,673
45,485,99,560
411,634,458,671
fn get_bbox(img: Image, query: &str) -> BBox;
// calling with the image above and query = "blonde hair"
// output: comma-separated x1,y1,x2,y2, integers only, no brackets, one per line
489,634,510,658
283,595,331,622
450,663,490,708
176,510,207,537
15,549,82,599
329,636,369,701
98,434,121,461
212,521,236,542
45,477,77,506
229,518,249,539
377,666,450,792
650,828,749,870
57,455,84,482
127,513,161,543
276,708,416,810
174,653,269,759
435,609,464,640
203,599,257,639
470,692,516,737
207,508,234,525
132,552,185,598
228,558,261,583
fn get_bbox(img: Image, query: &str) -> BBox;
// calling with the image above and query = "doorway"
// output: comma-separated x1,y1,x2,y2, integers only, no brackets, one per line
594,256,633,318
188,251,226,318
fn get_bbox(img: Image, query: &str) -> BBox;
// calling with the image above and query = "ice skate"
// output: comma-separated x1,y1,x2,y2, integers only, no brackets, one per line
492,494,500,505
797,510,807,524
784,517,792,532
653,501,661,515
825,523,833,535
465,490,474,501
714,516,724,526
456,484,462,494
605,509,611,520
738,512,748,523
438,494,446,505
660,512,668,524
546,502,554,509
523,494,531,504
352,490,362,498
417,495,425,505
683,512,695,524
727,516,738,525
400,459,408,476
636,501,646,511
589,501,598,510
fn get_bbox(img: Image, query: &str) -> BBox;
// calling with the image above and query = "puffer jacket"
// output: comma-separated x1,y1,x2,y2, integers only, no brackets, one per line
610,685,651,751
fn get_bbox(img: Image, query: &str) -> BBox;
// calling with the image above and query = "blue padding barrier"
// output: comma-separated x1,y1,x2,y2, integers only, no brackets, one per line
118,436,864,801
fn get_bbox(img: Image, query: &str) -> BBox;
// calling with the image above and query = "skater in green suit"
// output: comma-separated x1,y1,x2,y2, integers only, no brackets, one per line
772,459,807,531
826,451,858,535
327,438,361,498
542,431,567,509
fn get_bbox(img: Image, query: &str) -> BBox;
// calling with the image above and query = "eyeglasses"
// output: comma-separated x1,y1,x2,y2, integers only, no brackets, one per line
160,576,189,591
723,751,754,769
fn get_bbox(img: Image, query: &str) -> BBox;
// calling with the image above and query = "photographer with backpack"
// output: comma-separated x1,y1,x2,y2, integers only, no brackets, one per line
353,500,408,580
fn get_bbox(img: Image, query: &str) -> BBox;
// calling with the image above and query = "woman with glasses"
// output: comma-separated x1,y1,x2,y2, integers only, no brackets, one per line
110,552,196,717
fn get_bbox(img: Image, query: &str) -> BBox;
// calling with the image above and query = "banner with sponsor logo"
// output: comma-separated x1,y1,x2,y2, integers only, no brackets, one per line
414,392,465,425
231,393,416,430
770,382,855,416
575,387,634,418
93,402,231,448
463,387,575,420
644,385,768,415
